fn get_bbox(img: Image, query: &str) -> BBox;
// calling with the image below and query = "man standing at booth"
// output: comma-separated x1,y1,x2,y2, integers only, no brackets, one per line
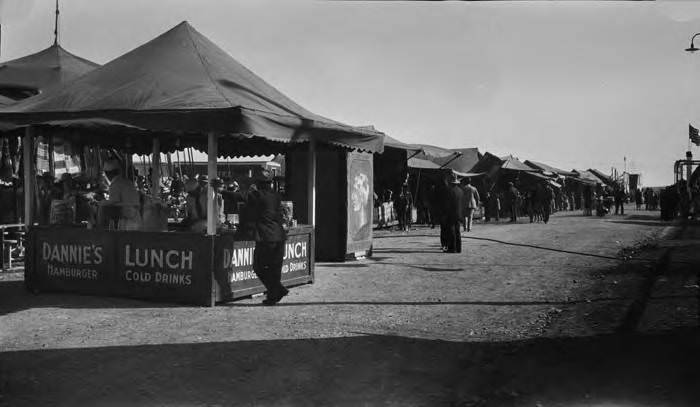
249,170,288,305
101,160,141,230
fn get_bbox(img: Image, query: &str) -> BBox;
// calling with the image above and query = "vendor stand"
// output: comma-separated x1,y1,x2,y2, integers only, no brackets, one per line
0,21,385,305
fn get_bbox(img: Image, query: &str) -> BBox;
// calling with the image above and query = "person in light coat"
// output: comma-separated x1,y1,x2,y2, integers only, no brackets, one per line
462,177,480,232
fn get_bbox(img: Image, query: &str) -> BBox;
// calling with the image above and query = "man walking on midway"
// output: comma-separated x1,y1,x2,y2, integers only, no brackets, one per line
248,170,289,305
462,177,480,232
444,173,465,253
505,181,519,223
542,183,554,224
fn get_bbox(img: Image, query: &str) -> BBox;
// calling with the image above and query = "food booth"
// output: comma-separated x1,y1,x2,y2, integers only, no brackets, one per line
0,22,385,306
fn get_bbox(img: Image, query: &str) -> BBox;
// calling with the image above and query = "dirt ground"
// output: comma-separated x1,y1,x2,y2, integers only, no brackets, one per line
1,205,699,406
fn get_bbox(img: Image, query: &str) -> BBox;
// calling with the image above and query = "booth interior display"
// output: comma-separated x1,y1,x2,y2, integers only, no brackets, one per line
0,21,385,305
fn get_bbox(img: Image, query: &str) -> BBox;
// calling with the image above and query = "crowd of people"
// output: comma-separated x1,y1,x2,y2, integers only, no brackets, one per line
372,171,687,254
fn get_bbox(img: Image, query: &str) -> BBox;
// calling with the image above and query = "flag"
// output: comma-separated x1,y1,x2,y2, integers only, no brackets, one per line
690,124,700,146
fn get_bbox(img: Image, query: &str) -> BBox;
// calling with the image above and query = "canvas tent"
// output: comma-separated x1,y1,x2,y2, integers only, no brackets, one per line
430,148,482,174
524,160,577,177
0,43,99,100
0,22,384,155
0,21,386,262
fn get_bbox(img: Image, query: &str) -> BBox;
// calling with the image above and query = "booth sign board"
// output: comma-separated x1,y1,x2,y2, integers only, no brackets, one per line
214,226,314,301
346,152,373,255
28,226,314,306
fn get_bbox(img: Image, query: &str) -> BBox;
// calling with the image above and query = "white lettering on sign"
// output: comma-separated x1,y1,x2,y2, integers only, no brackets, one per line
124,269,192,286
222,247,254,269
230,269,258,282
46,263,98,279
124,245,193,270
283,241,307,260
42,242,103,265
282,261,307,274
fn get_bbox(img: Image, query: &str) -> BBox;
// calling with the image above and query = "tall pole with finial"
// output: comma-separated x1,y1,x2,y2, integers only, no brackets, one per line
54,0,59,45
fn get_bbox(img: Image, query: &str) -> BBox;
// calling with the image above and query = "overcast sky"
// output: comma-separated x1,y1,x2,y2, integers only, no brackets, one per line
2,0,700,186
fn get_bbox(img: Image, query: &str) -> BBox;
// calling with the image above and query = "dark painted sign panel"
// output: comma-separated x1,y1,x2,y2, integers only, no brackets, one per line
33,228,112,294
115,233,213,304
215,227,313,300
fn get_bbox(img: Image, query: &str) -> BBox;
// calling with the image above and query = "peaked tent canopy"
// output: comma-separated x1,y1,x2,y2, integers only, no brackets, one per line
500,155,536,172
408,157,441,169
431,147,481,173
0,44,99,100
573,169,604,185
0,22,384,154
588,168,615,186
412,144,458,159
524,160,577,177
381,134,421,153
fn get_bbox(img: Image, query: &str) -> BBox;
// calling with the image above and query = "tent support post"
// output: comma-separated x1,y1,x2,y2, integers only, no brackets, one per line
207,133,218,236
23,127,34,228
152,137,161,196
307,139,316,227
48,134,55,175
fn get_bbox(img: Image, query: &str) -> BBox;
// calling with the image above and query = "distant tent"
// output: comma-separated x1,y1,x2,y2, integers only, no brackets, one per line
573,169,603,185
381,134,421,153
0,22,384,154
0,44,99,100
429,147,481,173
524,160,577,177
499,155,534,172
412,144,459,160
408,157,441,169
588,168,614,186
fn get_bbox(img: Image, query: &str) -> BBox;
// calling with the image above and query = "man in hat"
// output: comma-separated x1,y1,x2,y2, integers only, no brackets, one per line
505,181,520,223
444,173,465,253
247,170,288,305
462,177,480,232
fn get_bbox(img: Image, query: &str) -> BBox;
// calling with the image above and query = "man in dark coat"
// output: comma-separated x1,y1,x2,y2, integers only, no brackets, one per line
444,174,465,253
614,188,626,216
505,182,519,223
247,170,288,305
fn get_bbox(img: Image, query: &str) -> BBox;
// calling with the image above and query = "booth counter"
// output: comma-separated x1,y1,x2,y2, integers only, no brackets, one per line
26,225,314,306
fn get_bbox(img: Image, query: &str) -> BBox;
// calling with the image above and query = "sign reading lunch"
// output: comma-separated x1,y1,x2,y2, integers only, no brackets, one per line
116,234,203,289
221,234,310,288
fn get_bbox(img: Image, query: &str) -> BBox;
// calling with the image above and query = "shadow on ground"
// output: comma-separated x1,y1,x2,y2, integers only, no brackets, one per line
1,328,699,407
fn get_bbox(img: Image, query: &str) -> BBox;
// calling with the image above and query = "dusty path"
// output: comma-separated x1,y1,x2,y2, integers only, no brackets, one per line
1,206,698,406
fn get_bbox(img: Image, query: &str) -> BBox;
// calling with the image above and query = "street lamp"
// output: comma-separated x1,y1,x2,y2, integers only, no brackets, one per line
686,33,700,53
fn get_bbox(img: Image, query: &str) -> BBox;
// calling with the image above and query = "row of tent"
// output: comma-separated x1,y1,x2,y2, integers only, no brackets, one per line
0,21,619,191
383,134,618,190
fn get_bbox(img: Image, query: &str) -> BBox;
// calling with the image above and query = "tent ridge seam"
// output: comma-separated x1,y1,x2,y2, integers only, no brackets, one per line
183,24,236,109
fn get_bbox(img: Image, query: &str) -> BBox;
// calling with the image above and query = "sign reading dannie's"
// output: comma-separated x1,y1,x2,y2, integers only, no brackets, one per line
42,242,104,280
219,230,311,293
33,229,112,292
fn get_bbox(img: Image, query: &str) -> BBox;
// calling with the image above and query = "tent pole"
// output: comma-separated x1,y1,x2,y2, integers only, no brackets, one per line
175,150,182,178
48,135,55,176
152,138,161,196
207,133,218,235
23,127,35,228
166,153,173,178
307,139,316,227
